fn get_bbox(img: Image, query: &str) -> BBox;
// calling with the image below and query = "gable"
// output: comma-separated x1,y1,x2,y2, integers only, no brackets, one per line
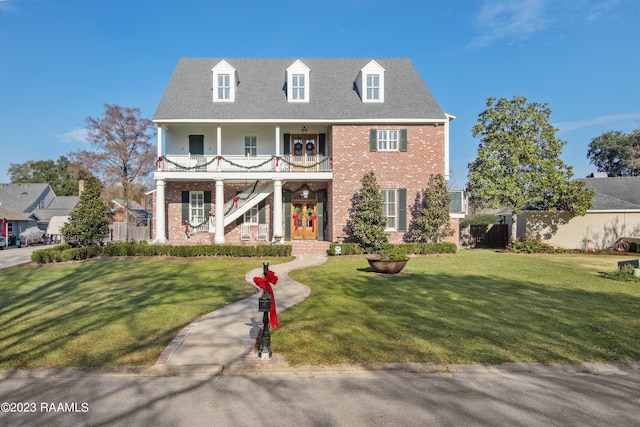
154,58,446,122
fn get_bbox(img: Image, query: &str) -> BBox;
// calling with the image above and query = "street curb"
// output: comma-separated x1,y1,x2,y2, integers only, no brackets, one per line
1,362,639,379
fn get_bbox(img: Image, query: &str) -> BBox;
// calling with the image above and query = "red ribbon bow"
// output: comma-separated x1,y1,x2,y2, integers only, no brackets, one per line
156,156,163,168
233,197,239,208
253,270,279,328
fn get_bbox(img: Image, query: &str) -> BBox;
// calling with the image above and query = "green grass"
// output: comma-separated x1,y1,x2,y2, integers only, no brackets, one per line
0,257,288,369
276,250,640,366
1,250,639,369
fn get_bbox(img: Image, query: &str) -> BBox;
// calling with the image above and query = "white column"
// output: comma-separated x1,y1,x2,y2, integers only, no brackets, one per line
157,126,164,170
155,179,167,243
273,179,283,242
274,125,281,172
214,179,225,244
216,125,222,171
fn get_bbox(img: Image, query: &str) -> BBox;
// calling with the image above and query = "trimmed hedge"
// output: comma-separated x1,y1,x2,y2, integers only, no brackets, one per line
31,241,292,264
329,242,456,256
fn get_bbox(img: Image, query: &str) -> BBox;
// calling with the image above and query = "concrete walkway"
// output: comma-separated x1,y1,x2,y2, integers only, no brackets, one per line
155,255,327,366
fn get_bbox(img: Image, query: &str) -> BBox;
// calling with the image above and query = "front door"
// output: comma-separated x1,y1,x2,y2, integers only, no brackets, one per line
292,134,316,157
292,200,318,240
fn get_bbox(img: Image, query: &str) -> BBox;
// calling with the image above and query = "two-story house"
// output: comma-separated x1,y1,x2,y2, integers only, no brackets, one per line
152,58,456,247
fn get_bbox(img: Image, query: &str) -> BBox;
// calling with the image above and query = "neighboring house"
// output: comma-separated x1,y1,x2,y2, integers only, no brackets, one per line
109,199,151,226
152,58,458,246
0,183,79,243
516,176,640,249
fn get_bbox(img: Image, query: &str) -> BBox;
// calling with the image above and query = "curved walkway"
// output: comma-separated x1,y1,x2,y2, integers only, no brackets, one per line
155,254,327,366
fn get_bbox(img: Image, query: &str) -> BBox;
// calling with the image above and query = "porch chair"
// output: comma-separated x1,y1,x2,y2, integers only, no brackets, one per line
240,223,251,241
256,224,269,242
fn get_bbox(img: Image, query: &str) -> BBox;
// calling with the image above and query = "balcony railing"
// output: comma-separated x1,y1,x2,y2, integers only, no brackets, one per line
158,154,332,173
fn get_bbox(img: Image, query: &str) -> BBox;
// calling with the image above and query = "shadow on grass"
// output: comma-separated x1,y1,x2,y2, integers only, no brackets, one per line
0,258,263,368
277,257,640,365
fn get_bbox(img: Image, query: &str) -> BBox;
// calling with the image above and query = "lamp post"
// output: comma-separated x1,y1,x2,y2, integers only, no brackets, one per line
257,263,272,359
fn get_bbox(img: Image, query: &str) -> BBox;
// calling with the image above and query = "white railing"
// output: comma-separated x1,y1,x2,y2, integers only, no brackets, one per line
159,154,331,173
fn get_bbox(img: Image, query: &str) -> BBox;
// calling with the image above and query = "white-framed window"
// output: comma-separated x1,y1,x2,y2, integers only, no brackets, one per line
292,74,305,100
244,136,257,157
378,130,399,151
381,189,396,230
359,60,385,103
190,191,204,223
286,59,310,103
243,206,259,224
212,60,236,102
217,73,230,100
366,74,380,100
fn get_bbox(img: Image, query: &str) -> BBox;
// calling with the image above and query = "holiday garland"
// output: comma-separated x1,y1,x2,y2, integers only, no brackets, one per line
157,155,331,171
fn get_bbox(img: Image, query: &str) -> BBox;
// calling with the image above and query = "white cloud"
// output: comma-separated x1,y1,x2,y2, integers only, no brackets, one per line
554,112,640,132
468,0,624,48
58,128,88,143
469,0,549,48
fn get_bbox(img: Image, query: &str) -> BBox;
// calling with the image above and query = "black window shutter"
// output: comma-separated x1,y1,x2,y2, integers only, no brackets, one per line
284,190,291,240
204,191,211,216
400,129,408,152
181,191,189,222
398,188,407,232
283,134,291,155
369,129,377,152
318,133,326,155
189,135,204,155
258,200,266,223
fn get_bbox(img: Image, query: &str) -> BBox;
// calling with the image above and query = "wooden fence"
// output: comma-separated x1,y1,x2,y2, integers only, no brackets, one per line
469,224,508,248
109,222,150,242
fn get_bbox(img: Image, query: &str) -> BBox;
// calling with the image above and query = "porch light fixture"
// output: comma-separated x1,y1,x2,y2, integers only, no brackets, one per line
302,185,309,199
301,126,307,134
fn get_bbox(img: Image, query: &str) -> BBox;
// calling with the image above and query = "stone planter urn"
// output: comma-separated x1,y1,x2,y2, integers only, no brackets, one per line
367,258,409,274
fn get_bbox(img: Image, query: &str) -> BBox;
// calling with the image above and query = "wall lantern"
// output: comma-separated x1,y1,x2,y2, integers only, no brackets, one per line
301,126,307,134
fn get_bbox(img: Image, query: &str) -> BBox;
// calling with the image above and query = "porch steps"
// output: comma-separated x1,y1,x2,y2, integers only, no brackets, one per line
289,240,332,256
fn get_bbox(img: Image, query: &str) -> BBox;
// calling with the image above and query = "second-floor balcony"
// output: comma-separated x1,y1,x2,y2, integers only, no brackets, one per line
157,154,332,174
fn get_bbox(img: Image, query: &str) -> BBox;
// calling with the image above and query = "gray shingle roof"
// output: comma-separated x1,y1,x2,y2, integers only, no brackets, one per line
153,58,446,122
0,183,52,213
582,177,640,210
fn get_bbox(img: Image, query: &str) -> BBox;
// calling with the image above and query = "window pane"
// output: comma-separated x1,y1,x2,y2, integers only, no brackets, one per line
190,192,204,222
243,206,258,224
382,189,396,229
244,136,257,156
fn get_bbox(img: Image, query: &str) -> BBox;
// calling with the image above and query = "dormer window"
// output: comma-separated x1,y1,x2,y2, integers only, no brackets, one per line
212,60,237,102
286,60,310,103
357,60,385,103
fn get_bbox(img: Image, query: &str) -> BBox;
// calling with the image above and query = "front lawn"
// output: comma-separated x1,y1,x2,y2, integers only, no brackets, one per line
276,250,640,365
0,257,287,369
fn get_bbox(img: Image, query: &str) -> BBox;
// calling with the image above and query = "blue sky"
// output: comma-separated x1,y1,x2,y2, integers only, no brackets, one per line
1,0,638,189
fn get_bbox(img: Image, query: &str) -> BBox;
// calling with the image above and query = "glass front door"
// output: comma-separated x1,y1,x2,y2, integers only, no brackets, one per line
292,200,318,240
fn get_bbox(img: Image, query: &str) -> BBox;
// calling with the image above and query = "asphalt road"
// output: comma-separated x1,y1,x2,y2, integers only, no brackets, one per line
1,364,639,426
0,245,40,270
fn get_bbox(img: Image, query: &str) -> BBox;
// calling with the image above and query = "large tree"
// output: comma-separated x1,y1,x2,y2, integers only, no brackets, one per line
73,104,156,237
409,174,454,243
61,176,109,247
467,96,594,216
346,171,388,252
8,155,92,196
587,129,640,176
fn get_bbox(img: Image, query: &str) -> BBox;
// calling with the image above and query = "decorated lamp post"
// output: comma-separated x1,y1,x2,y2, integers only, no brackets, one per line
254,263,279,360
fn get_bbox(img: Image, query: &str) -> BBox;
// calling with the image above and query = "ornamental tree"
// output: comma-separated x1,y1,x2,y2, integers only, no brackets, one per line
61,176,109,247
346,171,388,252
409,174,454,243
467,96,594,216
73,104,156,239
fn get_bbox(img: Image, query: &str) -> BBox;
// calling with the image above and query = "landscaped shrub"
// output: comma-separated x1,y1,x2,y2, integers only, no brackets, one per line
329,242,456,256
31,242,292,264
507,234,564,253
